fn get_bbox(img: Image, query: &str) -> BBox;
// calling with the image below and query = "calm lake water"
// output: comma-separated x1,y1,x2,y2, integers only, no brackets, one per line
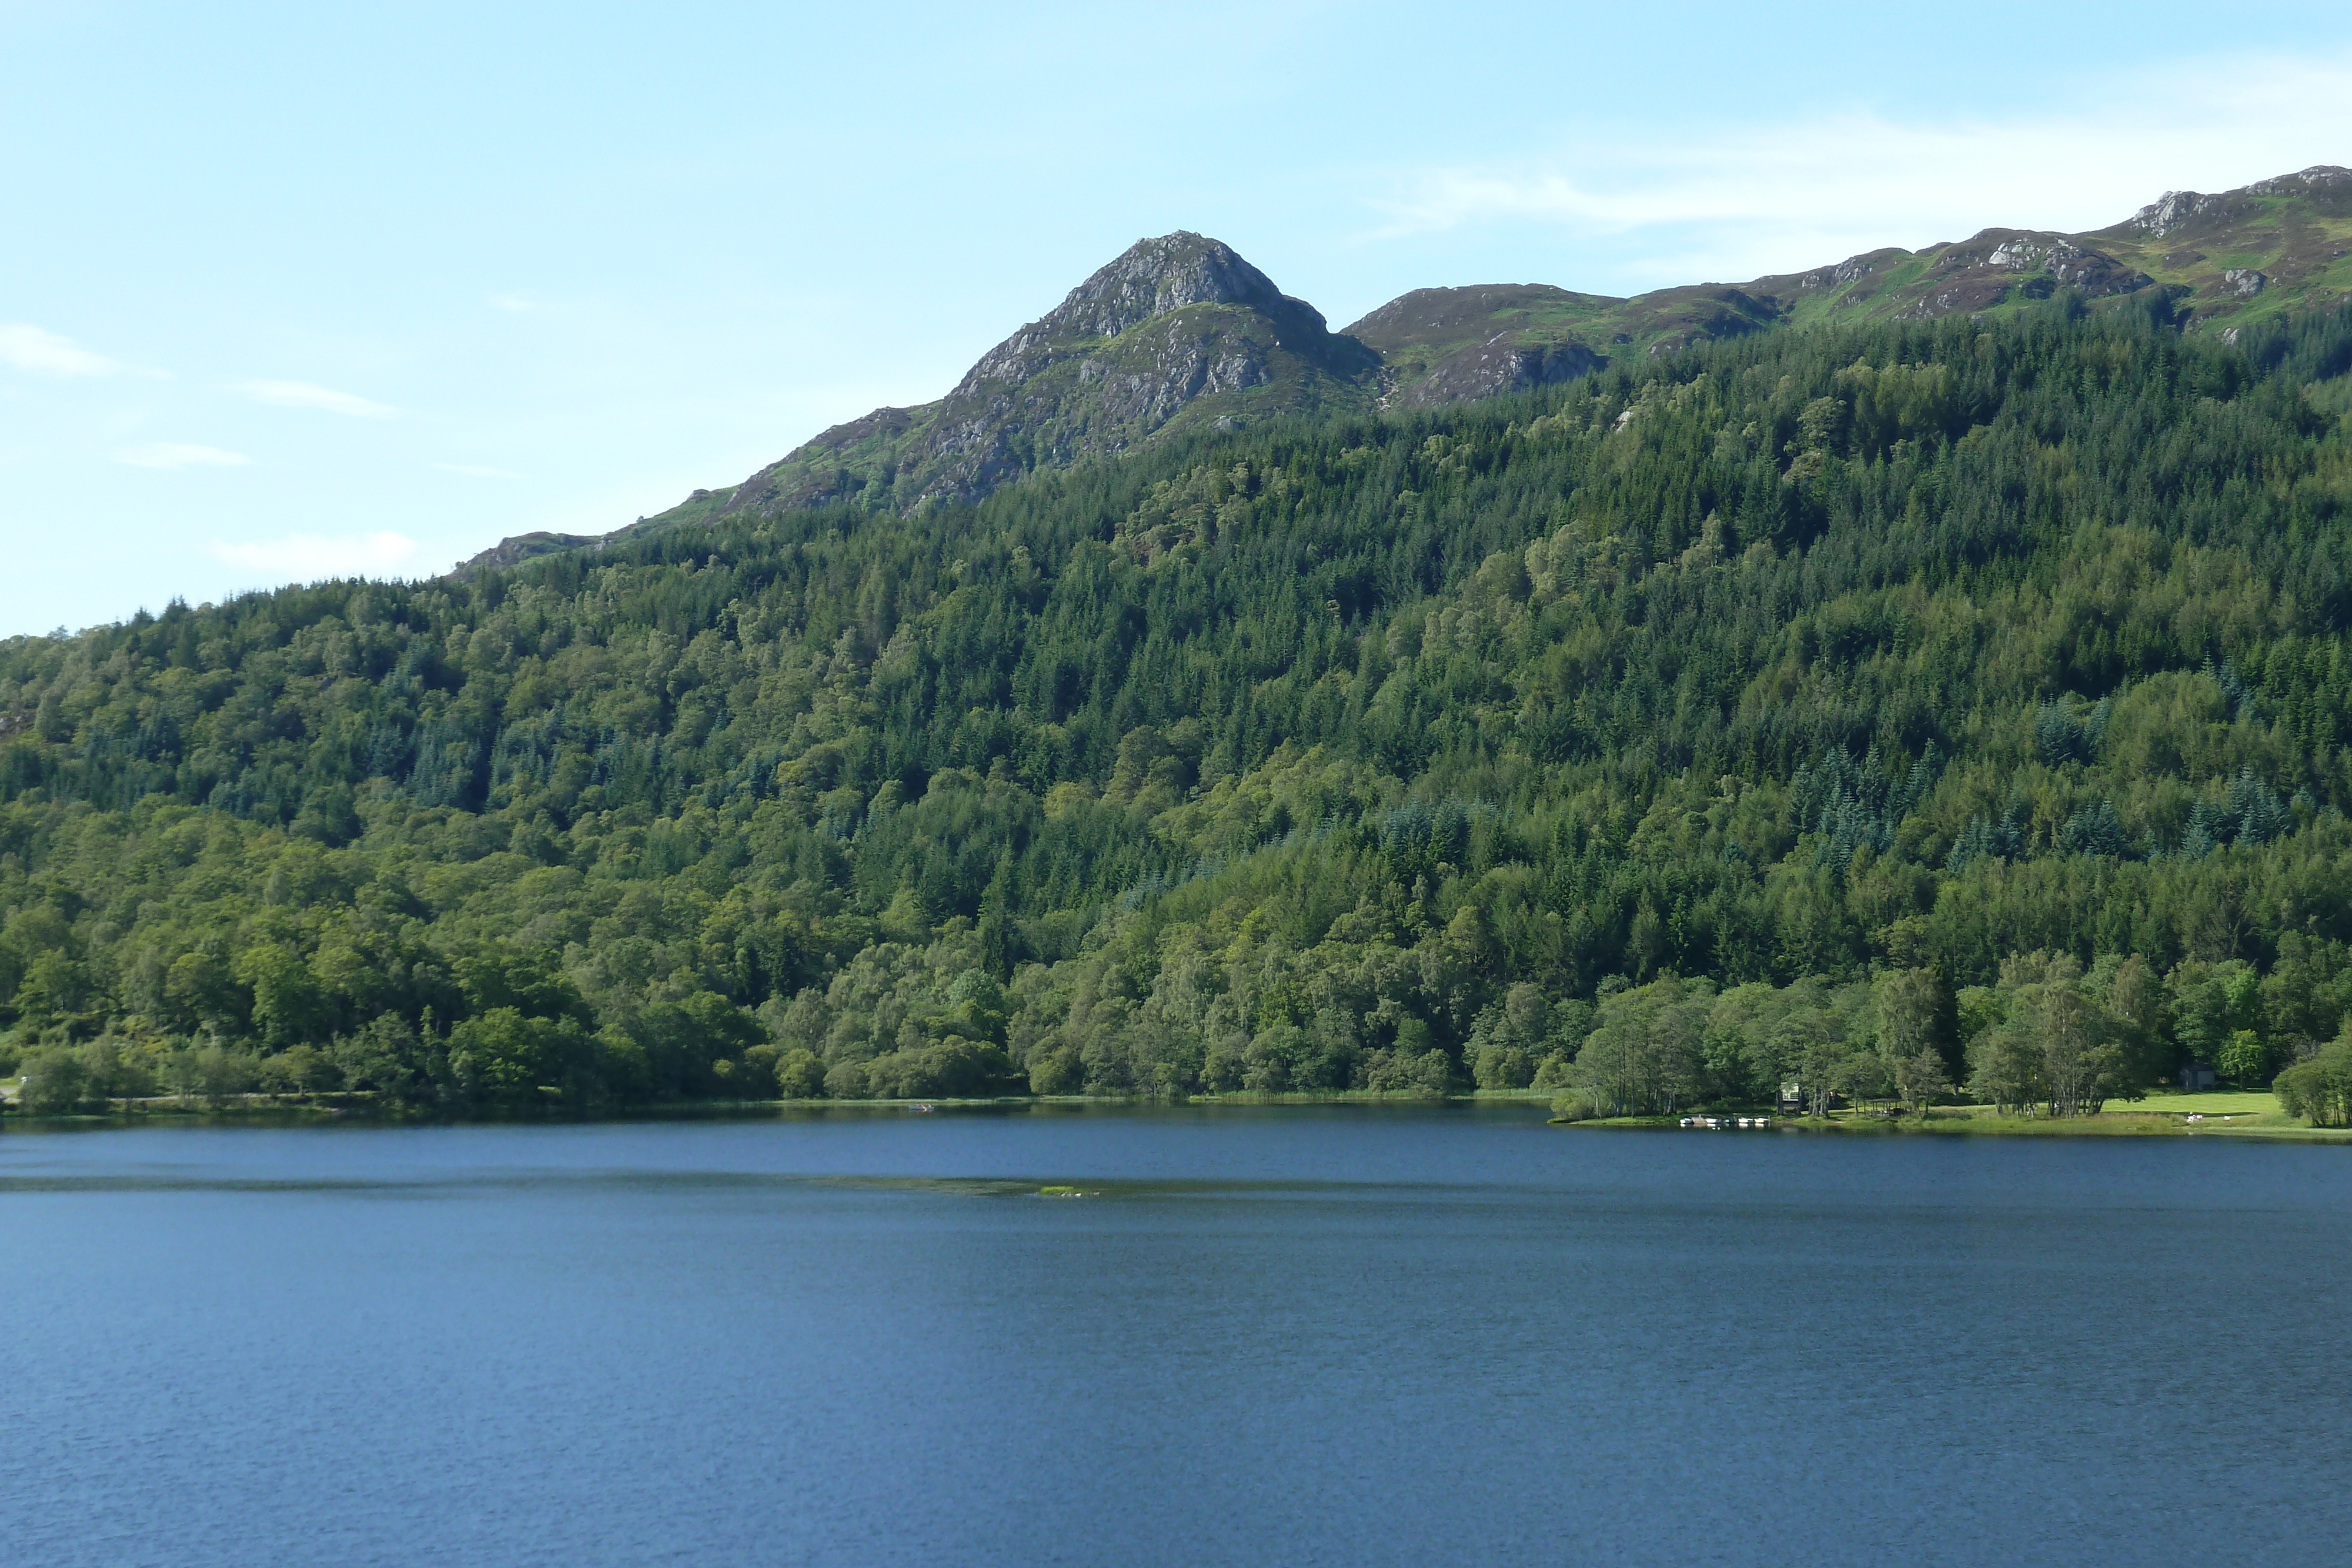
5,1105,2349,1567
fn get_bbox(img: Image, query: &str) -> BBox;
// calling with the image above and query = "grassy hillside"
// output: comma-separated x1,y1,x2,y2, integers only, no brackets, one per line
1353,166,2352,410
1346,283,1780,404
6,295,2352,1113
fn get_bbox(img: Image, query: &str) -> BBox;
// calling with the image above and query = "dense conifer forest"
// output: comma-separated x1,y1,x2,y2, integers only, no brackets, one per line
6,295,2352,1115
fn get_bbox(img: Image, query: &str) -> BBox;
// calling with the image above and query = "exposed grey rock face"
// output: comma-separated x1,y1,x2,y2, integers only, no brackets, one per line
711,232,1378,517
950,233,1321,396
1342,284,1622,407
1023,232,1302,344
1392,335,1602,407
1984,234,2106,282
1890,228,2150,319
2225,268,2268,298
453,531,602,576
2124,170,2348,239
1778,249,1901,291
769,405,921,466
2130,189,2236,239
2249,166,2352,197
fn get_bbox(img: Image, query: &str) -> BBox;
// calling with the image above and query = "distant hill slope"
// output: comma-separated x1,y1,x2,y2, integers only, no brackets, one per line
1346,282,1778,408
1355,165,2352,406
461,165,2352,570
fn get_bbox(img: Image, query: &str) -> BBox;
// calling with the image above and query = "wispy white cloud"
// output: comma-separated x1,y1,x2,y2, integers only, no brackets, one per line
1,323,138,377
431,462,525,479
205,531,419,580
489,292,542,313
115,443,252,470
229,379,397,417
1364,51,2352,286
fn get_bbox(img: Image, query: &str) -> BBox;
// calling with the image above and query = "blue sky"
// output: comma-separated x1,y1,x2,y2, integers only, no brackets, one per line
4,0,2349,635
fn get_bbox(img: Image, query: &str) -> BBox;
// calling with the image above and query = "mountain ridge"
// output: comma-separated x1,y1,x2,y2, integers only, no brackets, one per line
1351,165,2352,406
459,164,2352,573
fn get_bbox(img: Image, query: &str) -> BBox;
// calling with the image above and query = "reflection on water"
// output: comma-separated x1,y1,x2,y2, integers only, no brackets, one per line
4,1105,2348,1567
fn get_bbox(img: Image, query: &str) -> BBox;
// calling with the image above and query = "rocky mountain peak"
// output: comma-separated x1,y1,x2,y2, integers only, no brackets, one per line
950,232,1351,409
1043,232,1299,342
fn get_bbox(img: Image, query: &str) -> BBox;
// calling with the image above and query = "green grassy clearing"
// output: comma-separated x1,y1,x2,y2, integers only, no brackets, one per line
2116,1089,2280,1115
1559,1091,2352,1139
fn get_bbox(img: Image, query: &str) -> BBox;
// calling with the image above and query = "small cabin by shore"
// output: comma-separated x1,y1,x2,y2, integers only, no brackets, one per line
2179,1063,2217,1092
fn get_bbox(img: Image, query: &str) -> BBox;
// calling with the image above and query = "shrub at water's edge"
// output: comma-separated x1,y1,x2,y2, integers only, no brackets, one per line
2274,1028,2352,1127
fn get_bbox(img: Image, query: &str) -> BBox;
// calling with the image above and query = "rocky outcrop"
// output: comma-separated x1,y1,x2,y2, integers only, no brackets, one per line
1767,248,1906,293
1389,336,1603,407
453,531,603,576
1347,285,1606,406
721,406,923,514
2123,168,2351,238
2128,188,2242,240
954,232,1323,380
714,232,1378,516
1883,230,2151,319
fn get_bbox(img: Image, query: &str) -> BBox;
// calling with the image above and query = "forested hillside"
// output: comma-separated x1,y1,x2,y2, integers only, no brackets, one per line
6,295,2352,1114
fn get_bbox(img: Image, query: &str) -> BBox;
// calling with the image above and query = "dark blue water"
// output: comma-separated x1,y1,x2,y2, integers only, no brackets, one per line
5,1105,2348,1567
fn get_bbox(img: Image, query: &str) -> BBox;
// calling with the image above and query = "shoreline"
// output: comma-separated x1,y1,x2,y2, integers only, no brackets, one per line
5,1088,2343,1141
1558,1101,2352,1142
0,1088,1558,1128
